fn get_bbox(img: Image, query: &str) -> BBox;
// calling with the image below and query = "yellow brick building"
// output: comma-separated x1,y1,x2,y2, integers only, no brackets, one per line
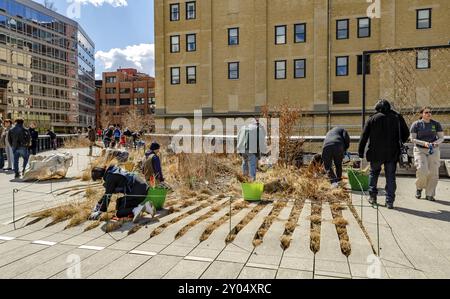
154,0,450,135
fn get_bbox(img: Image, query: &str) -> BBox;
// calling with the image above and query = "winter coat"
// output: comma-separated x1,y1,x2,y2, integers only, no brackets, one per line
88,129,96,142
0,126,4,148
323,127,351,150
237,122,268,157
359,102,410,163
8,124,31,149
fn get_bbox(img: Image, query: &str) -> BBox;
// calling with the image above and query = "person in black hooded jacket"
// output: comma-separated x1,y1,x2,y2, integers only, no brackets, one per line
358,99,410,209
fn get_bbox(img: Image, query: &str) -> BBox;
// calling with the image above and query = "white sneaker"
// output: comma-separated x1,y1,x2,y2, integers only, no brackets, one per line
132,205,145,223
144,202,156,218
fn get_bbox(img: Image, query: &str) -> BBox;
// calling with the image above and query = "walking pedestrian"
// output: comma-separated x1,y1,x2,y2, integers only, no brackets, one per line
322,127,351,187
114,126,121,148
28,122,39,156
47,129,57,150
8,118,31,178
358,99,410,209
2,119,14,171
87,126,97,156
410,107,445,201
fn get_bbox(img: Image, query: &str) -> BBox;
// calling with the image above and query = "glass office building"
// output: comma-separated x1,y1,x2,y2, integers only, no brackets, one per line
0,0,95,132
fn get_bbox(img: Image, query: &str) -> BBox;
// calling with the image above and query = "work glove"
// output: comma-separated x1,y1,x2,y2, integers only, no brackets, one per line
89,211,102,221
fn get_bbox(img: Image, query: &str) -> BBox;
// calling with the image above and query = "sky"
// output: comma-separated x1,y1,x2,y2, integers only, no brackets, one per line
33,0,155,79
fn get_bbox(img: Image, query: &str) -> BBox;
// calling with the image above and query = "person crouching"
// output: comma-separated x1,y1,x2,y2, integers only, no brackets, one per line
89,165,155,222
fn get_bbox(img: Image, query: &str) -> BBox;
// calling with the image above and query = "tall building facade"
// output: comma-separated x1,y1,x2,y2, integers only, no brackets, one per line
96,68,155,130
155,0,450,135
0,0,95,133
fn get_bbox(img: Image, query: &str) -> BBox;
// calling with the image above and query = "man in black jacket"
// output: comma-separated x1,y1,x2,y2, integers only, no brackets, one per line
8,118,31,178
89,165,155,222
358,99,410,209
28,122,39,156
322,127,351,186
47,129,57,150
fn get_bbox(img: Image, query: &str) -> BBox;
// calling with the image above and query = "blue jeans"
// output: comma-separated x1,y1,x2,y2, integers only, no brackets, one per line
242,153,258,181
369,161,397,203
13,147,30,175
0,148,4,169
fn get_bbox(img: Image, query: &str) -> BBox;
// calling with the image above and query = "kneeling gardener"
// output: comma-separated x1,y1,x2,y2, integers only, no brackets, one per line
89,165,155,222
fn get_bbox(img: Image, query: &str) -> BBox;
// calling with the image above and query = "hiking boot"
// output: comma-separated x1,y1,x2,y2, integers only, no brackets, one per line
14,173,20,179
368,195,377,205
132,204,145,223
386,202,394,210
416,190,422,199
426,196,436,202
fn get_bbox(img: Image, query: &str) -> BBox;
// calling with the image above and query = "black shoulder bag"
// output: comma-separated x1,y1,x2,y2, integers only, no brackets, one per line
397,115,410,168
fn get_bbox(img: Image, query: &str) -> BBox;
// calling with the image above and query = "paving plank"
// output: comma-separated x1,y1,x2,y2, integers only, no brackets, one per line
15,248,98,279
126,255,183,279
280,203,314,272
200,261,244,279
314,203,351,278
163,260,210,279
276,268,313,279
216,204,272,264
247,203,293,267
88,253,151,279
51,249,125,279
0,244,49,268
238,267,276,279
0,245,74,278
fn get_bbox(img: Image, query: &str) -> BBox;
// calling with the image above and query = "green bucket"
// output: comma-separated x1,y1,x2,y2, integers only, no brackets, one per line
347,169,370,192
242,183,264,202
145,188,168,210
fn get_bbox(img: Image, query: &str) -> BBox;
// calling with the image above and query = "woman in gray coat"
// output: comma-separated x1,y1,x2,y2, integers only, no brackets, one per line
1,119,14,171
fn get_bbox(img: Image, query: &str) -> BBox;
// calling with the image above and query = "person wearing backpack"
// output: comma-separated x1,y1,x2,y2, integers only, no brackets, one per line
143,143,165,185
8,118,31,178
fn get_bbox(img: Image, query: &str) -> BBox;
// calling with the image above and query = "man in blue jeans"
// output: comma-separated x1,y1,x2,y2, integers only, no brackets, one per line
359,100,410,209
8,118,31,179
237,118,268,181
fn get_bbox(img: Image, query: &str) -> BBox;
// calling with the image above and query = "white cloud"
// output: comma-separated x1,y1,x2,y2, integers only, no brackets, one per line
95,43,155,76
73,0,128,7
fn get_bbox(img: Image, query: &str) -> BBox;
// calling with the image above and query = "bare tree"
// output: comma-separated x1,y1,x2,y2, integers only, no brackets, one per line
121,107,155,133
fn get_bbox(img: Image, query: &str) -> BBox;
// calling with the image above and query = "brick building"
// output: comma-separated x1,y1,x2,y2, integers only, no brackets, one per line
96,68,155,130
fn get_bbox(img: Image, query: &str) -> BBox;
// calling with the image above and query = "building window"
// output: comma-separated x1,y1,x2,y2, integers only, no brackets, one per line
336,19,349,40
105,76,116,83
228,62,239,80
294,23,306,43
357,55,371,75
186,66,197,84
186,34,196,52
275,60,287,79
417,50,430,69
336,56,349,76
120,88,130,94
186,2,196,20
170,35,180,53
275,25,286,45
105,88,116,94
228,28,239,45
171,67,180,84
134,98,145,105
134,87,145,93
417,9,431,29
333,91,350,104
120,98,131,106
170,3,180,21
358,18,371,38
294,59,306,78
107,99,116,106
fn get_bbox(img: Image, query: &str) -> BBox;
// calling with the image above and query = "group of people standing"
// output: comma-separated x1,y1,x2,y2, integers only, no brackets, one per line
0,118,58,179
236,99,445,210
323,100,444,209
100,126,143,150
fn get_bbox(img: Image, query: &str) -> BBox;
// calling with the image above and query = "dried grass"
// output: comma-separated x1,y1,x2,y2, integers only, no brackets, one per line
226,202,267,244
253,200,287,247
